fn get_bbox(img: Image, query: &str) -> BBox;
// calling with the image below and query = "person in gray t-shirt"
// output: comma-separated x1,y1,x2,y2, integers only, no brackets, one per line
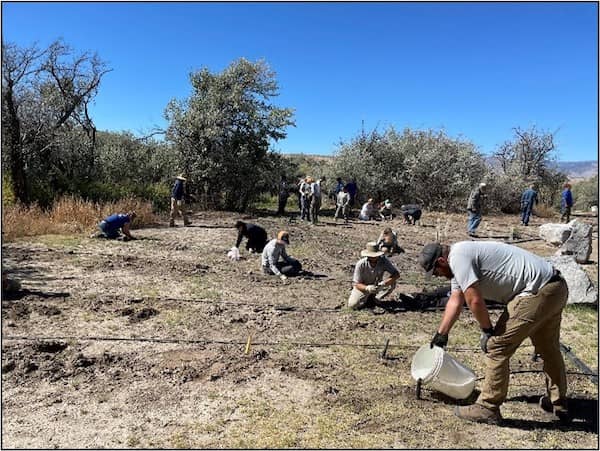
419,241,569,425
348,242,400,310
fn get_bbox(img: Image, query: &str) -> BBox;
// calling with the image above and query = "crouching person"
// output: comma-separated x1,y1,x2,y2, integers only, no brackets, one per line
92,211,137,241
235,221,268,253
348,242,400,310
261,231,302,281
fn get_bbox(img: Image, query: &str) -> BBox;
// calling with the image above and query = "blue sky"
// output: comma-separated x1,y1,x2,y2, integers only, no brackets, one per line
2,2,598,161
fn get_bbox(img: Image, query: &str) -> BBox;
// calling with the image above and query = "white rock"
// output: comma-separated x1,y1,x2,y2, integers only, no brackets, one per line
548,255,598,304
539,223,572,246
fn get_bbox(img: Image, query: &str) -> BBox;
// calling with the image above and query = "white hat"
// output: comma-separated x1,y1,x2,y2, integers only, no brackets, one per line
176,174,187,181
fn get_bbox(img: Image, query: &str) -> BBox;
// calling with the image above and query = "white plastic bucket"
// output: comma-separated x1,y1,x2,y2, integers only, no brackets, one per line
411,344,476,399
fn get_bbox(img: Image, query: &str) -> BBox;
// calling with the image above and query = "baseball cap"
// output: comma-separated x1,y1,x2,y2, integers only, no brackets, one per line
418,242,443,276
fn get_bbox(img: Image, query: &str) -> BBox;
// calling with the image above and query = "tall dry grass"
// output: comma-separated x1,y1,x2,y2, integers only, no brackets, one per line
2,196,157,241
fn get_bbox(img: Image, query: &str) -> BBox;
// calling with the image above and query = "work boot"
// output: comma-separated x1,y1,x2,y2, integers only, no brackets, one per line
539,396,571,424
184,221,192,227
169,220,175,227
454,404,502,425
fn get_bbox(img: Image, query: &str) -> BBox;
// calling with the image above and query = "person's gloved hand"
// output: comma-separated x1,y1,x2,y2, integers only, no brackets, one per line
365,285,378,294
430,331,448,349
377,281,387,288
279,274,287,281
479,327,494,353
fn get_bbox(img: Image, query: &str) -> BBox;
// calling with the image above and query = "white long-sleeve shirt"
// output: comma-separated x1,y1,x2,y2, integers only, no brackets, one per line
261,239,291,276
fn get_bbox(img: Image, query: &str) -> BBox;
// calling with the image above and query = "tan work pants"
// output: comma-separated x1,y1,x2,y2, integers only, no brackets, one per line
347,281,396,310
170,198,189,225
477,278,568,411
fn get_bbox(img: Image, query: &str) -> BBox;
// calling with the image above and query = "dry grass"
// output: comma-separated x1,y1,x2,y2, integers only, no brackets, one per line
2,196,157,241
534,204,559,219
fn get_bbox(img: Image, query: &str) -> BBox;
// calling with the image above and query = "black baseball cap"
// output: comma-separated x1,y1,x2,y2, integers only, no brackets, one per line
418,242,443,276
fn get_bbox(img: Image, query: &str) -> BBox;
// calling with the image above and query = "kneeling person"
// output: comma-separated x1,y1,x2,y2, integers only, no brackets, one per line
348,242,400,310
377,227,404,255
261,231,302,280
93,211,137,241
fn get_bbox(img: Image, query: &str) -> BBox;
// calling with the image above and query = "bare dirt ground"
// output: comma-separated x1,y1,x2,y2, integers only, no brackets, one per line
2,203,598,448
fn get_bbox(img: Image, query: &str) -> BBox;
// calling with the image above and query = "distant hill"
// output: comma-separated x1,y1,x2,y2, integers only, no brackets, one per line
554,161,598,179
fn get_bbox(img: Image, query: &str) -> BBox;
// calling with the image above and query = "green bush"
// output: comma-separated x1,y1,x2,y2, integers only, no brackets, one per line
572,176,598,210
2,176,15,207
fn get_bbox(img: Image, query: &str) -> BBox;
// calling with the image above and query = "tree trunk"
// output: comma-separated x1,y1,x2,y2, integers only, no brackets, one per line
2,90,29,203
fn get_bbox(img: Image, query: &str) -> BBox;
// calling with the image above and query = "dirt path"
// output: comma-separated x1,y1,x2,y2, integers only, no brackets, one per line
2,207,598,448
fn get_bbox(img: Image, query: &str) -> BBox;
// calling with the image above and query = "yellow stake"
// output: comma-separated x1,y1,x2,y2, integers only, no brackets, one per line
245,335,252,354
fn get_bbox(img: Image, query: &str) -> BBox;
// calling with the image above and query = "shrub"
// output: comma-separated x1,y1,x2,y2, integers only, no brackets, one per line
2,176,15,207
572,176,598,210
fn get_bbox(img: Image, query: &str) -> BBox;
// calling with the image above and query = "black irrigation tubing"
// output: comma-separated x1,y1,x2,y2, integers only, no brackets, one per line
560,343,599,385
0,334,525,354
1,334,412,349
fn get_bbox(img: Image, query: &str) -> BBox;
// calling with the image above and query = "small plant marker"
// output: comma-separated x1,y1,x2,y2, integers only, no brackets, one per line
380,338,390,359
245,334,252,354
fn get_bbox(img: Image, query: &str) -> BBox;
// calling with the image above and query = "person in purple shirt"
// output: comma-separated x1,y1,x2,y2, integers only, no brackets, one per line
92,211,137,240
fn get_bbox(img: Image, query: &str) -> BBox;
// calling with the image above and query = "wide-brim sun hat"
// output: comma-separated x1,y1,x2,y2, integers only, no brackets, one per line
361,242,384,258
176,174,187,181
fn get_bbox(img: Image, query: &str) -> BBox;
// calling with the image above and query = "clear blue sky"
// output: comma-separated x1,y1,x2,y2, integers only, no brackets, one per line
2,2,598,161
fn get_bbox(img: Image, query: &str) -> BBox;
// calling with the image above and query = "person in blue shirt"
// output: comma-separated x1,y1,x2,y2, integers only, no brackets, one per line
520,184,539,226
170,174,191,227
93,212,137,240
560,183,573,223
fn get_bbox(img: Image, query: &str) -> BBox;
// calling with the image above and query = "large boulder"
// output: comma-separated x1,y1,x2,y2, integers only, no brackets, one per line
547,255,598,304
557,219,593,263
539,223,572,246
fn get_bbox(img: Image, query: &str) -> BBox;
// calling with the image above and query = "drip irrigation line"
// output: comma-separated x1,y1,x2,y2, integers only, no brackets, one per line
560,343,599,385
1,334,405,349
0,334,527,353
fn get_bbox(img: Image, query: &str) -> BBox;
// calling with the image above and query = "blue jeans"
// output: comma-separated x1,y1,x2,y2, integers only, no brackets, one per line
98,221,120,239
467,210,481,233
521,204,533,225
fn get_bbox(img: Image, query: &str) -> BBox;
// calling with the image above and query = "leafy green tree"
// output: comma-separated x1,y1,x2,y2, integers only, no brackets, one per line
332,127,486,210
164,58,295,211
2,39,110,204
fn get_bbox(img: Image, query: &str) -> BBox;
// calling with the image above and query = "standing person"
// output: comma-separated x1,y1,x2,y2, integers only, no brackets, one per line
419,241,569,425
170,174,191,227
299,177,312,222
234,221,268,253
261,231,302,280
345,179,358,211
277,175,290,216
334,177,345,198
310,177,322,224
335,186,351,223
348,242,400,310
520,184,539,226
560,183,573,223
92,211,137,241
466,182,486,236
